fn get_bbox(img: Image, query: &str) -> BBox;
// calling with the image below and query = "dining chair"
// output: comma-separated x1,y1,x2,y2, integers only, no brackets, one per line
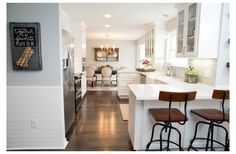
86,66,97,86
101,66,112,86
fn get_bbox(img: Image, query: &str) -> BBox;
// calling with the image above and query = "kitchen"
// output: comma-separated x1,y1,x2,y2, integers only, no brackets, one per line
5,2,230,152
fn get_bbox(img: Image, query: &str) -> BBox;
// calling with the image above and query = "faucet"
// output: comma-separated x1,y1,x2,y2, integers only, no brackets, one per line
163,62,175,76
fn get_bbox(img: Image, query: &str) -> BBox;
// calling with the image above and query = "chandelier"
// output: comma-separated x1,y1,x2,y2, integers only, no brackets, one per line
100,34,116,54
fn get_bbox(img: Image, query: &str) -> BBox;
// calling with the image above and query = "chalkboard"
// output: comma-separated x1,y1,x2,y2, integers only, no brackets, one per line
9,22,42,70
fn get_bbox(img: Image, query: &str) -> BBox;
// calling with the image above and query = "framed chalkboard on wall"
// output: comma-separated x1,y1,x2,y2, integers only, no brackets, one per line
9,22,42,70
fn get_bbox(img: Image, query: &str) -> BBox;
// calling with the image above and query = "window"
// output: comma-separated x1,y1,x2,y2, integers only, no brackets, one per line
166,30,188,67
138,43,145,67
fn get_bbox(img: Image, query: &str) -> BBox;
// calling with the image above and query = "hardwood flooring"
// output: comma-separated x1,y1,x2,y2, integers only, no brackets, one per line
65,91,133,151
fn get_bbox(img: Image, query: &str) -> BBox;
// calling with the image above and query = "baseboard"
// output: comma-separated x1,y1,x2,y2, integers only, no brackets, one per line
7,146,66,151
7,138,68,151
82,91,87,101
118,95,129,99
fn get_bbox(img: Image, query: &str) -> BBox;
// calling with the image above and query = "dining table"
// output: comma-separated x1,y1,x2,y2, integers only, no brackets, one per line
94,69,118,85
94,69,118,75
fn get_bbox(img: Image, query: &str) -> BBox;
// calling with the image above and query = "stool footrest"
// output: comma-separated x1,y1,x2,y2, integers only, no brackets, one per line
189,137,227,150
146,139,184,151
188,120,229,151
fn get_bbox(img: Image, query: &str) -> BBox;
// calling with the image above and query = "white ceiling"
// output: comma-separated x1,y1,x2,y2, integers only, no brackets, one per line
61,3,178,40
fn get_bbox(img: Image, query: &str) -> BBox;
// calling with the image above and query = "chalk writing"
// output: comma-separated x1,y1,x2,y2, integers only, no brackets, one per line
13,27,36,47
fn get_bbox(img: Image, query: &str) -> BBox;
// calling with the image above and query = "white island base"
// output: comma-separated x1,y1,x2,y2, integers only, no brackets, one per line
128,84,229,151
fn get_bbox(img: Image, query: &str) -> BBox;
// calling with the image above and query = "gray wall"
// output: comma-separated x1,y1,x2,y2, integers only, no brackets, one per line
7,3,61,86
7,3,66,150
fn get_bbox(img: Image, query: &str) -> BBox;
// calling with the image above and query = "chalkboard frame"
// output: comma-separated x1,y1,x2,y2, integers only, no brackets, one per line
9,22,42,70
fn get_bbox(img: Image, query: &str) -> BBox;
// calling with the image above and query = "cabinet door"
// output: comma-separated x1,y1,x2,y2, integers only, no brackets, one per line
145,27,155,57
177,3,199,57
185,3,198,56
177,8,186,56
81,73,87,97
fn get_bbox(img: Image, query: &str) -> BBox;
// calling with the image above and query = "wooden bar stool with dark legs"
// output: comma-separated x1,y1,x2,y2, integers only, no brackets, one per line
146,91,197,151
188,90,229,151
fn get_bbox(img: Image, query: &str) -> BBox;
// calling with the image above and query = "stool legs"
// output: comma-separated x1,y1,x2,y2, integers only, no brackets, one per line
146,123,158,150
188,121,229,151
146,123,183,151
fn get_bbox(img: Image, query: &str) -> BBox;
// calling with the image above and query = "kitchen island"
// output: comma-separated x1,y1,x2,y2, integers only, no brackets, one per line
128,74,229,150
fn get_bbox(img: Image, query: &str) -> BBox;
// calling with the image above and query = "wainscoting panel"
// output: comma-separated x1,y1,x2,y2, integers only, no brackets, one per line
7,86,67,150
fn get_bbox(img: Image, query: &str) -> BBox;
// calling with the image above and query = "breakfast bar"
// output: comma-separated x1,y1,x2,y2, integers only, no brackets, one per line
128,77,229,150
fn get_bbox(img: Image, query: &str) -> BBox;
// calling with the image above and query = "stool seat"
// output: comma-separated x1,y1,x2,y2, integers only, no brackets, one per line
191,109,229,122
149,108,187,122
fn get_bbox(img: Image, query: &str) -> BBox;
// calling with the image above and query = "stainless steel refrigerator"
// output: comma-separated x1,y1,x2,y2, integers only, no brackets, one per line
62,30,75,135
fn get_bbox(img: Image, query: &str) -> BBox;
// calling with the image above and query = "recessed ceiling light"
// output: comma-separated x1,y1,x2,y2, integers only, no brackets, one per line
104,24,110,28
104,14,111,18
163,14,169,17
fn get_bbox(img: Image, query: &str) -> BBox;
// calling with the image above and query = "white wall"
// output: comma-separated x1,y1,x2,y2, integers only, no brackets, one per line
136,35,145,68
165,17,177,32
7,3,66,150
86,40,136,69
72,21,87,73
73,21,83,73
154,22,166,59
215,3,229,86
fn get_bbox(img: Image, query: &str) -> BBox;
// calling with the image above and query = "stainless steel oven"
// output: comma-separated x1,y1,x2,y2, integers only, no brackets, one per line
74,74,82,112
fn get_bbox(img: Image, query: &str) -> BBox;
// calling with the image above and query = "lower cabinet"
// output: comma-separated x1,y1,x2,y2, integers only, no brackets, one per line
81,72,87,98
146,77,167,84
117,72,140,98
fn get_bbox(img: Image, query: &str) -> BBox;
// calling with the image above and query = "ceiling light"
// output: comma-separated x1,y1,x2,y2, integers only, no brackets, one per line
104,24,110,28
104,14,111,18
163,14,169,17
100,34,116,55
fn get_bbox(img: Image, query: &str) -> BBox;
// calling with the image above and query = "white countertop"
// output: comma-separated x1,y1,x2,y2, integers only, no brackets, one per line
128,72,228,100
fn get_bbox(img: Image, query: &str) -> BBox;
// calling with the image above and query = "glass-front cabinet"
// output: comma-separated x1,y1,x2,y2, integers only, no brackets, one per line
187,4,197,54
177,8,185,55
177,3,199,57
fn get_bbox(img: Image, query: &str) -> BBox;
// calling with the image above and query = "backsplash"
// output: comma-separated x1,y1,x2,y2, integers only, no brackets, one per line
153,58,165,72
154,58,217,86
189,59,217,86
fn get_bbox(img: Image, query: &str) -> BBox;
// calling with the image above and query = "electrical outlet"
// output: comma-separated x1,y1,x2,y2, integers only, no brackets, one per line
31,119,38,128
204,70,212,78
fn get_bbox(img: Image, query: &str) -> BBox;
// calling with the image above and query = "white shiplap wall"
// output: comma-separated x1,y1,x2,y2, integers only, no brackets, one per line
7,86,66,150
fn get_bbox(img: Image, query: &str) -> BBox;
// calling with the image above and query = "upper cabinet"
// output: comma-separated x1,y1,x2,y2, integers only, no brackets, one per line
145,26,155,57
177,3,222,58
81,22,87,58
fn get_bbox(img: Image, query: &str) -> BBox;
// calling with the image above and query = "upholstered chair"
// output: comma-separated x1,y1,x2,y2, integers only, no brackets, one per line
101,66,112,86
86,66,97,86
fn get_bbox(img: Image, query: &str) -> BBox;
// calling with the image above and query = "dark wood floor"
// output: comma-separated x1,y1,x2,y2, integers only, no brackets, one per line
65,91,133,151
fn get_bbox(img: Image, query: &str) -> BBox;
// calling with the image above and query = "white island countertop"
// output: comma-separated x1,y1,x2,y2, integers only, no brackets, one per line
128,72,228,100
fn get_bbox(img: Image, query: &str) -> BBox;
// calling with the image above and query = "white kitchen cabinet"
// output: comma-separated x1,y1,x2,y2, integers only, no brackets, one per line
154,22,166,59
146,77,167,84
117,72,140,98
81,72,87,97
145,26,155,57
81,22,87,58
177,3,222,58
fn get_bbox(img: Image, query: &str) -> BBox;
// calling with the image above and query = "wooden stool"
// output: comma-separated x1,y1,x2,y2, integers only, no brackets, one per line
188,89,229,151
146,91,197,151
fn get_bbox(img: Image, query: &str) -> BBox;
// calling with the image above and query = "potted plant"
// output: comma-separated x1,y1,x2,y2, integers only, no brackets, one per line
185,66,198,83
